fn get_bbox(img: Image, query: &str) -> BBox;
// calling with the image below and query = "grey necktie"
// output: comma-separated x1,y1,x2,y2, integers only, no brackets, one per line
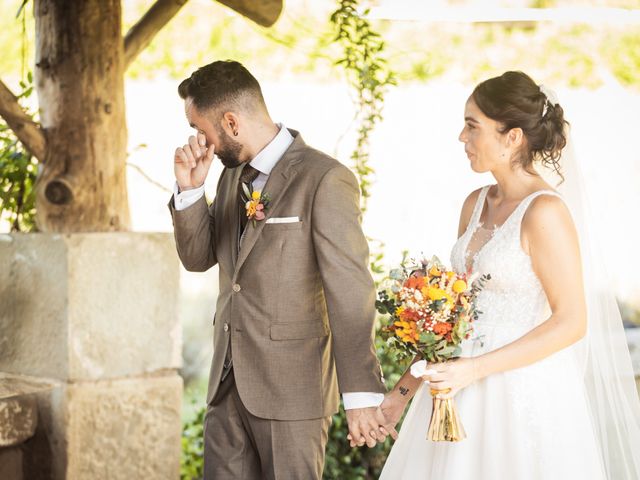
238,164,261,234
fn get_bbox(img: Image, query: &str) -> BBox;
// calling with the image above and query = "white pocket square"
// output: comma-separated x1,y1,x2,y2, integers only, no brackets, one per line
266,216,300,224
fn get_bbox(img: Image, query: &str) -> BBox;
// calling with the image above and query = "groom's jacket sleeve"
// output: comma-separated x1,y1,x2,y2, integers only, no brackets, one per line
311,164,386,394
167,173,224,272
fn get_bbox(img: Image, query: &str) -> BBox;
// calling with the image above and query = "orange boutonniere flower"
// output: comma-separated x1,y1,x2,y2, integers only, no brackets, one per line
241,184,270,226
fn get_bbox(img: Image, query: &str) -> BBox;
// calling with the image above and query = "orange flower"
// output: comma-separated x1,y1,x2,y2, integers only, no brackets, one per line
405,276,426,290
400,308,420,322
433,322,453,336
395,319,419,344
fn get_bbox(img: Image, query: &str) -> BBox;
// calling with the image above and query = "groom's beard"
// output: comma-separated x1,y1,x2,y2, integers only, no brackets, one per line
215,127,244,169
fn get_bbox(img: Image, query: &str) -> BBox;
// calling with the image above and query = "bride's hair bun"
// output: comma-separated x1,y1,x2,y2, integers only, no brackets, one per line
472,71,568,180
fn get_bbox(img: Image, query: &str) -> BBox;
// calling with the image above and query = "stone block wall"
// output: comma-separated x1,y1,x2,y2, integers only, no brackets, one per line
0,233,182,479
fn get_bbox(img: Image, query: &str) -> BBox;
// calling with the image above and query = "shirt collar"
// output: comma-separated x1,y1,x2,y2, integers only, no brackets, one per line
249,123,294,176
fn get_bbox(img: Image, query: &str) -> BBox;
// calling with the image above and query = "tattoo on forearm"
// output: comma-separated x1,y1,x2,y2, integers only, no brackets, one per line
399,386,409,396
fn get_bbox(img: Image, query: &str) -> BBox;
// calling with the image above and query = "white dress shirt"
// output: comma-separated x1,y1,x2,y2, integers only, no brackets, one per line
173,124,384,410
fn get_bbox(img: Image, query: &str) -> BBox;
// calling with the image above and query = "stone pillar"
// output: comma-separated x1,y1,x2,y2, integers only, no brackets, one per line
0,233,182,479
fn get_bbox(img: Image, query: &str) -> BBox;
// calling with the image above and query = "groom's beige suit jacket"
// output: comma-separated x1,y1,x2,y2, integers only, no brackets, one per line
168,130,385,421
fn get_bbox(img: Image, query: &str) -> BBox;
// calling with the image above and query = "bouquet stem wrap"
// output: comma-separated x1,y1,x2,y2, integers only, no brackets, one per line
427,388,466,442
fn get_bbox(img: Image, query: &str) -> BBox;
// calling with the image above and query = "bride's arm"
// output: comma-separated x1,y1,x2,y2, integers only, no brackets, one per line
379,356,424,427
427,195,587,398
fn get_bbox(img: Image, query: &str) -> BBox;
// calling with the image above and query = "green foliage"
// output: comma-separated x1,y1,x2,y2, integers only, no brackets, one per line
619,299,640,326
0,1,35,79
541,25,599,88
330,0,396,213
180,398,205,480
323,333,410,480
605,30,640,89
0,72,38,232
530,0,557,8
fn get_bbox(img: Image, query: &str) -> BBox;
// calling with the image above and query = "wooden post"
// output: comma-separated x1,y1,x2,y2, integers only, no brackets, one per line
34,0,130,232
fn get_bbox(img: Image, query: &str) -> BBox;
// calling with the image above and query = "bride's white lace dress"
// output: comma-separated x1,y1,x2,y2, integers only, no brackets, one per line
380,185,606,480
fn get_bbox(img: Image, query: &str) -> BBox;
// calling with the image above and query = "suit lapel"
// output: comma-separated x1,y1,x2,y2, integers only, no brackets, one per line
233,131,306,275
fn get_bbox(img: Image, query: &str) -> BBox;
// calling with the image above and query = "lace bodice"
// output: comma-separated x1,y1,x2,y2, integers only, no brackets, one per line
450,186,561,337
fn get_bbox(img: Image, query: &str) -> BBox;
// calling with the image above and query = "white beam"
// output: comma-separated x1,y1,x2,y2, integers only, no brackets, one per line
365,4,640,25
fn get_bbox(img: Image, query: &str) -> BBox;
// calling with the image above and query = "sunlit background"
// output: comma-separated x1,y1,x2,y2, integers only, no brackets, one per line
2,0,639,405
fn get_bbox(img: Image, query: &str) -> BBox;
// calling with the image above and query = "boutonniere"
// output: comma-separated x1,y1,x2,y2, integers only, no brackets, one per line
242,183,270,226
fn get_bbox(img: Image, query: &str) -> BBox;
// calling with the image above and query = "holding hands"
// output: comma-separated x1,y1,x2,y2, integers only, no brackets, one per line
345,406,399,448
346,356,482,449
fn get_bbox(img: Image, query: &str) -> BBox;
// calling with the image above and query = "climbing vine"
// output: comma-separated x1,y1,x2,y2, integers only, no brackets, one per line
330,0,396,213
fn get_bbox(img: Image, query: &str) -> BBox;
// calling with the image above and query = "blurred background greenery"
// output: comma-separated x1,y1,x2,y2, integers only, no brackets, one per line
2,0,639,478
3,0,640,88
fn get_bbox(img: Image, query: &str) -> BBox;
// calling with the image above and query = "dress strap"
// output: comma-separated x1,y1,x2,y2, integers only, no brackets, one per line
466,186,491,232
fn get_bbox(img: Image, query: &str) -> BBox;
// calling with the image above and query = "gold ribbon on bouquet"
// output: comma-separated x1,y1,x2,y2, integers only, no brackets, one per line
427,388,466,442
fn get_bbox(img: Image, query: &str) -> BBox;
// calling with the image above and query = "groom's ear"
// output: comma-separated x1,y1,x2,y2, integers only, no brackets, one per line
221,111,241,136
506,127,524,148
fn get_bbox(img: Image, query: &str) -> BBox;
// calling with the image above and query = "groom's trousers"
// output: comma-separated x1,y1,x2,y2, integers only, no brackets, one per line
203,370,332,480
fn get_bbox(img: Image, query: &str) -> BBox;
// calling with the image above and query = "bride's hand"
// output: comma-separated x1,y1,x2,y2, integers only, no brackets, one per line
422,357,481,399
380,392,407,430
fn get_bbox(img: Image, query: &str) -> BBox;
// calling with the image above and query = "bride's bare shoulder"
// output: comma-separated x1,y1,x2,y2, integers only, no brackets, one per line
521,194,577,250
457,187,486,236
462,187,484,209
523,194,573,229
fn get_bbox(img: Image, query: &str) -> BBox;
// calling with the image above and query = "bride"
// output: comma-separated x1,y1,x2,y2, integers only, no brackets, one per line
378,71,640,479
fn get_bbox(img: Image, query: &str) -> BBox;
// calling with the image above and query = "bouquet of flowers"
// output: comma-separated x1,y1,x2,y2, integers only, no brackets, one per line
376,255,490,442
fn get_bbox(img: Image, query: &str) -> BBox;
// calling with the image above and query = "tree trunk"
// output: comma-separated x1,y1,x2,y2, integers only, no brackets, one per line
34,0,130,232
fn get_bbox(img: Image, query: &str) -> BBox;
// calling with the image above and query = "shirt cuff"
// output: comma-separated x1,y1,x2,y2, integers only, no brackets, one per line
173,182,205,211
342,392,385,410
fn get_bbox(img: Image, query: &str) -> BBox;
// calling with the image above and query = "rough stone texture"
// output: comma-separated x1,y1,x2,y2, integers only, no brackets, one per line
0,373,57,458
0,233,181,380
65,374,182,480
0,396,38,447
0,447,23,480
0,373,58,400
19,373,182,480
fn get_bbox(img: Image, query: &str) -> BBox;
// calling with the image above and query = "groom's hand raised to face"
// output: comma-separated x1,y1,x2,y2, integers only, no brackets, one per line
174,132,216,191
345,407,398,448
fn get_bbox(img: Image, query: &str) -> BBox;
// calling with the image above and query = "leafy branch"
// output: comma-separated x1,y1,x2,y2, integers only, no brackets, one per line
330,0,396,214
0,72,38,232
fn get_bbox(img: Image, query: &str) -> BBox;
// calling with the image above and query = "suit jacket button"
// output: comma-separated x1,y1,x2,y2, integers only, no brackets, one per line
232,284,241,292
223,323,229,332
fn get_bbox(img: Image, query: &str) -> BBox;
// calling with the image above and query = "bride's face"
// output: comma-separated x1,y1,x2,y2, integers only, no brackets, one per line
458,97,510,173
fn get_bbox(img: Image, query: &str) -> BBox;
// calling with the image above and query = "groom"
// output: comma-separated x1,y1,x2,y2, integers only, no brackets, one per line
167,60,394,479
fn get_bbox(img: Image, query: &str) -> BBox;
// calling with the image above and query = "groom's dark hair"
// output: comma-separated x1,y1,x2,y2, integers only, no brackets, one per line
178,60,267,114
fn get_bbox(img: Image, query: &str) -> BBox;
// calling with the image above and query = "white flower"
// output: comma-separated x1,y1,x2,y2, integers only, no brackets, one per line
410,360,438,379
